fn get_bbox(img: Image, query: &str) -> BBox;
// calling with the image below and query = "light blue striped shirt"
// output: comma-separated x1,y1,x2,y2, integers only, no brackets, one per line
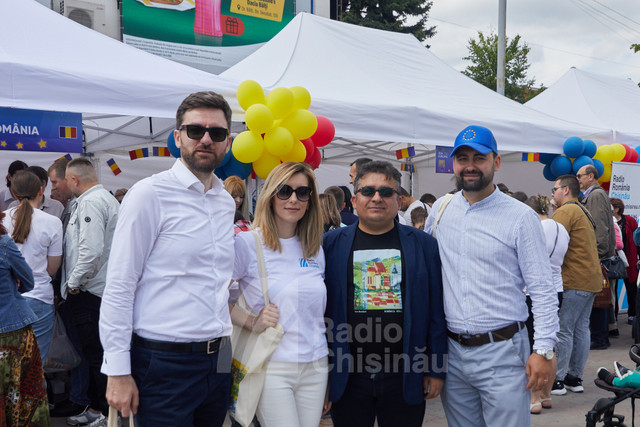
425,187,559,350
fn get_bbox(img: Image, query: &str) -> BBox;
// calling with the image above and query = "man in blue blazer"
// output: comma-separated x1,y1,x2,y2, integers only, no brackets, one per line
323,160,447,427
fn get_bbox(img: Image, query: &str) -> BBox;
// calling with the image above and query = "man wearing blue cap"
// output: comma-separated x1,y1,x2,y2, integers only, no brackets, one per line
425,125,559,427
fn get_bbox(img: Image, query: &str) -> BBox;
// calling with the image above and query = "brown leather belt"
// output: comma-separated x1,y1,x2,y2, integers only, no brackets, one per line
132,334,228,354
447,321,526,347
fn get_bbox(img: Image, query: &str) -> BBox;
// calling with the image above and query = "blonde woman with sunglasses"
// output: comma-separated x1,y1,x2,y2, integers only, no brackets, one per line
230,162,328,427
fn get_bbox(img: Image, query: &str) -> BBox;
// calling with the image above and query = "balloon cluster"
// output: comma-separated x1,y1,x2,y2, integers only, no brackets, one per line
540,137,640,190
232,80,335,179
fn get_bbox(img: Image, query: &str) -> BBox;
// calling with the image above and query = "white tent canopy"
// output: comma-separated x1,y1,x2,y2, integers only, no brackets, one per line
0,0,240,152
222,13,607,157
525,68,640,146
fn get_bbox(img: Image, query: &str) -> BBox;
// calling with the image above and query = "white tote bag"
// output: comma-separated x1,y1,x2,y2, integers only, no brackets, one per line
228,231,283,427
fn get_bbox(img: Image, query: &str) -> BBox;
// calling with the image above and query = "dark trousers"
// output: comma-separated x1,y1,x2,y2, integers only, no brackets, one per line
618,278,637,318
331,373,425,427
590,306,610,347
58,300,91,406
67,291,108,414
131,339,232,427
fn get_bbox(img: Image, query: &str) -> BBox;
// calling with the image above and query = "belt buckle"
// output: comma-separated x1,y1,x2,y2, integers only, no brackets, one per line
207,338,219,354
457,334,468,345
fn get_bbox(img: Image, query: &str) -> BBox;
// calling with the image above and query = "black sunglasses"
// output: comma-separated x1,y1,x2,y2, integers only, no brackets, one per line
178,124,229,142
356,186,399,198
276,185,312,202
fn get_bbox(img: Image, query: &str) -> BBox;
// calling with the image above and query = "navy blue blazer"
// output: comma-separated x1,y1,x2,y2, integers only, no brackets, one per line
323,221,447,405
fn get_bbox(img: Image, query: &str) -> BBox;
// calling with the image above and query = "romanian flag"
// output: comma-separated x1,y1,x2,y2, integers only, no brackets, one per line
396,146,416,160
56,153,72,162
129,148,149,160
400,163,415,173
522,152,540,162
153,146,171,157
106,158,121,175
59,126,77,139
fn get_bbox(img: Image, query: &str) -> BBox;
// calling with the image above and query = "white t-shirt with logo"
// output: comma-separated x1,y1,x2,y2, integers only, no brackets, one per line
2,207,63,304
232,230,328,363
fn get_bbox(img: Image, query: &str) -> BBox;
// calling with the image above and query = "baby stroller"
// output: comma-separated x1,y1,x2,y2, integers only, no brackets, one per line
586,344,640,427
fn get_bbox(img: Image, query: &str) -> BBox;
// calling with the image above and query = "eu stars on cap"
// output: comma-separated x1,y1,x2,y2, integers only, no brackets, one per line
451,125,498,157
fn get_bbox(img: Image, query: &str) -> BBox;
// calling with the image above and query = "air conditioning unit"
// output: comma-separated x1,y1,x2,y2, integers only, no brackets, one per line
53,0,121,40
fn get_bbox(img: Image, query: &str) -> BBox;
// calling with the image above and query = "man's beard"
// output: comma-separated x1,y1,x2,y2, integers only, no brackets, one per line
455,169,494,192
181,148,223,174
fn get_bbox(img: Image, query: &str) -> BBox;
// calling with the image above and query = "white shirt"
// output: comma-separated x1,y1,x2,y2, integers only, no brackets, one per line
2,208,63,304
100,160,236,376
232,230,328,363
541,219,570,294
62,184,119,297
425,188,559,350
403,199,431,224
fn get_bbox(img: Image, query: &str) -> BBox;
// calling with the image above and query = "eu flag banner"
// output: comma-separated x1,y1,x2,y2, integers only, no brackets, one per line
0,107,82,153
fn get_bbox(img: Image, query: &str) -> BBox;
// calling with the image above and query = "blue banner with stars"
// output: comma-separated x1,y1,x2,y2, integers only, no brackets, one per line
0,107,82,153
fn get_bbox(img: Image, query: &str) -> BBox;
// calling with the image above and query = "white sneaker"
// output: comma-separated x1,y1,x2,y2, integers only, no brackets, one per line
66,408,100,426
86,414,108,427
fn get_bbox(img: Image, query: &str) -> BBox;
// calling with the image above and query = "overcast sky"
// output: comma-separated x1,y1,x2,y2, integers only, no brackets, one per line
426,0,640,88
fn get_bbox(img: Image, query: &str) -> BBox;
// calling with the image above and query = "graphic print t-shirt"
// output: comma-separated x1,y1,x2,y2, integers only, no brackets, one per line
347,226,404,374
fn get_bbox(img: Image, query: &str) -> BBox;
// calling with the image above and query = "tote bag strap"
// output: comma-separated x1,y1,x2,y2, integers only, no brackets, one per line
250,230,271,307
432,193,455,238
549,221,560,259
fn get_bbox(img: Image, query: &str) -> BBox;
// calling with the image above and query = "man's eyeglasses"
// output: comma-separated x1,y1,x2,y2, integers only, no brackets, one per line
551,185,567,194
356,186,399,198
575,173,584,179
275,185,312,202
178,124,229,142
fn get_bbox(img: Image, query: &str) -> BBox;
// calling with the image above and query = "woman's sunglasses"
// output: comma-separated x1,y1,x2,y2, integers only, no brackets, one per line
178,124,229,142
275,185,312,202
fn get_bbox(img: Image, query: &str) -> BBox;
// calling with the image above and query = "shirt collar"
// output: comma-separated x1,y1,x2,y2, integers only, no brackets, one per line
583,184,596,198
171,159,224,195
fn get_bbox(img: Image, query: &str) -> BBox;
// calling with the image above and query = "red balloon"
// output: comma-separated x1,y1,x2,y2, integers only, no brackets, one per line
306,147,322,169
629,150,640,163
302,138,315,162
600,181,610,191
311,117,335,147
622,144,633,162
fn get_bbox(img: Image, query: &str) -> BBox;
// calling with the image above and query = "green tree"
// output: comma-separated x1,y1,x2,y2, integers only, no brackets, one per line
631,44,640,53
462,31,538,103
338,0,436,44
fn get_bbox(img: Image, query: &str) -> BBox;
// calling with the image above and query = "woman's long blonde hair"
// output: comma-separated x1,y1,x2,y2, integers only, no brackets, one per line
224,175,250,219
253,162,322,259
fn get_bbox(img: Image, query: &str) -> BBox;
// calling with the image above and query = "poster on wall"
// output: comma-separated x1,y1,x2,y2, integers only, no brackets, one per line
122,0,294,74
0,107,82,154
609,161,640,223
435,146,453,174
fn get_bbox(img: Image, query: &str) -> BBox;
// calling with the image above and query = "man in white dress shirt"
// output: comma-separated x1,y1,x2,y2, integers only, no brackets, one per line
100,91,236,426
424,125,559,427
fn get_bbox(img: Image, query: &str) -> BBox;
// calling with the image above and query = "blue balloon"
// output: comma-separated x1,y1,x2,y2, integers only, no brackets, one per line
539,153,559,165
542,164,557,181
550,155,572,177
571,155,594,174
563,136,584,158
636,146,640,163
583,140,597,158
219,148,233,168
214,167,228,181
592,158,605,178
222,153,253,180
167,132,181,158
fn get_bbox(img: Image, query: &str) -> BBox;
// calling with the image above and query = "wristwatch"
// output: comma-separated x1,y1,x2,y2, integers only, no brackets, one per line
535,349,554,360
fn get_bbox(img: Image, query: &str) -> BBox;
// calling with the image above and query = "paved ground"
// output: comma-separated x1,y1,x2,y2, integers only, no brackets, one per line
50,320,638,427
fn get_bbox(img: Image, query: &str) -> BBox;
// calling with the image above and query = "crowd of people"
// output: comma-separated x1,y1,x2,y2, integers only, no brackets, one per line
1,90,639,427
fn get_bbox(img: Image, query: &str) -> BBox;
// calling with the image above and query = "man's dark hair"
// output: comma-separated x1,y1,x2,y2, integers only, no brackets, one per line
25,166,49,187
410,206,427,225
324,186,345,208
350,158,372,171
496,183,510,194
420,193,436,205
556,174,580,198
7,160,28,187
583,165,599,180
354,161,401,192
339,186,354,213
176,91,232,130
48,158,70,180
511,191,528,203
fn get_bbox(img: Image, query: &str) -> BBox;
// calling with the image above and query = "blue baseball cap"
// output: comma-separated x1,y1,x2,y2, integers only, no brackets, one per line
450,125,498,157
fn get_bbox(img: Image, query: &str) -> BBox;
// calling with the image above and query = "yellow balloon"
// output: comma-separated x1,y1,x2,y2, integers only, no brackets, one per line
610,143,626,162
264,126,294,157
280,109,318,140
232,131,264,163
290,86,311,110
245,104,273,134
594,145,613,165
237,80,266,111
266,88,294,120
280,140,307,163
599,165,612,183
253,152,281,179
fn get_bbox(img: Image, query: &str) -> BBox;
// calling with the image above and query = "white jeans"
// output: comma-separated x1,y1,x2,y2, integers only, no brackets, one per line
257,357,328,427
